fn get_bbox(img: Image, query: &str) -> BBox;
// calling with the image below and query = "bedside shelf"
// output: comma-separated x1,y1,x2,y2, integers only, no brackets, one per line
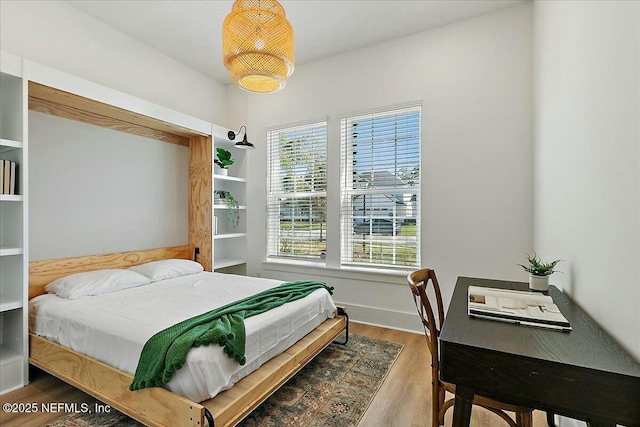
213,204,246,210
0,300,23,313
214,174,246,183
214,232,247,240
0,247,23,256
0,195,23,202
0,138,23,152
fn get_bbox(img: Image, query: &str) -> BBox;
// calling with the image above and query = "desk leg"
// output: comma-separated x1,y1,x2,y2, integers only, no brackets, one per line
452,385,474,427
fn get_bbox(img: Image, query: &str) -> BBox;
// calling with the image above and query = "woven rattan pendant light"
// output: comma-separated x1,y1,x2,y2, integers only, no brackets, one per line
223,0,294,93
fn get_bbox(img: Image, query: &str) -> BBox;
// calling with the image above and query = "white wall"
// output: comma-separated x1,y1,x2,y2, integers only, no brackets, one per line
0,0,227,123
29,111,189,260
228,4,534,329
534,0,640,365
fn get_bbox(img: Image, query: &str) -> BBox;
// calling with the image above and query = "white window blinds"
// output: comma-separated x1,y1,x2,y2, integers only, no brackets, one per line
340,106,421,268
267,121,327,261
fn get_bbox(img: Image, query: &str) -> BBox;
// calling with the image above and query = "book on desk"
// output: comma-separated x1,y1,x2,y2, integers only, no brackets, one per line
468,286,571,331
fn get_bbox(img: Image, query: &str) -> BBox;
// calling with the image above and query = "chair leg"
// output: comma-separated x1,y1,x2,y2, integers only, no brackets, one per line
516,411,533,427
432,381,440,427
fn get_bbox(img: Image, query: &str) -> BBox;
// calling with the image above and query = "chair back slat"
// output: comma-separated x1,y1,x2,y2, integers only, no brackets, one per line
407,269,445,369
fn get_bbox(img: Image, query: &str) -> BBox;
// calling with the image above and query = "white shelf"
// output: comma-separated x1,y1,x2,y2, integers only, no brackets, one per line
213,204,247,210
0,345,22,365
213,258,247,269
214,232,247,240
0,247,23,256
0,300,22,313
214,174,246,183
0,138,23,152
0,195,23,202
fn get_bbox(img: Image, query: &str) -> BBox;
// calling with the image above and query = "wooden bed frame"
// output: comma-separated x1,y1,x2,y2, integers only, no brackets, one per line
28,246,347,427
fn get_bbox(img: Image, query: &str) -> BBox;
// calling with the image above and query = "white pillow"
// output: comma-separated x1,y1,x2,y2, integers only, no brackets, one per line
45,269,151,299
128,259,204,282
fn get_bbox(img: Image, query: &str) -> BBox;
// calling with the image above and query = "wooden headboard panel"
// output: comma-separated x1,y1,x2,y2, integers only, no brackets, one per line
29,245,191,299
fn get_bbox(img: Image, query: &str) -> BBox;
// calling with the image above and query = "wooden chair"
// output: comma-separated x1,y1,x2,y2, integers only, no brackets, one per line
407,268,534,427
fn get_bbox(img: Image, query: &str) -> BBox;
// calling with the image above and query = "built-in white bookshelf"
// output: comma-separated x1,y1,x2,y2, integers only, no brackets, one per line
212,140,247,271
0,51,28,395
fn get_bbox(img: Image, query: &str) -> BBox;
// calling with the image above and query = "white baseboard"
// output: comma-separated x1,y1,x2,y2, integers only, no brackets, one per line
333,300,423,333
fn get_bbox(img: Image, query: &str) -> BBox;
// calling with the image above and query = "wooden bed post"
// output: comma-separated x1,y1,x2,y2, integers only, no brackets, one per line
189,136,213,271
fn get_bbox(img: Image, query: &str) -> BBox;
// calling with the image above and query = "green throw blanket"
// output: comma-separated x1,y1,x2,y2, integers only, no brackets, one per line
129,280,333,391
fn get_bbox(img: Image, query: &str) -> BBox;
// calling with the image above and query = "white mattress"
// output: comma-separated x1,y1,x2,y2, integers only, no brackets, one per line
29,272,336,402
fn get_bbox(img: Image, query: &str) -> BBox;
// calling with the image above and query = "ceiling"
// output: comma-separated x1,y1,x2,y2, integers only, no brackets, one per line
66,0,525,85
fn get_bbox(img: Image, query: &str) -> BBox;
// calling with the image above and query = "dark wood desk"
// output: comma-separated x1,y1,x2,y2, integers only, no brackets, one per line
439,277,640,427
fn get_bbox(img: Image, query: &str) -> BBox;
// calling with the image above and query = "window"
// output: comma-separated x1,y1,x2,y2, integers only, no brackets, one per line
341,105,421,268
267,121,327,261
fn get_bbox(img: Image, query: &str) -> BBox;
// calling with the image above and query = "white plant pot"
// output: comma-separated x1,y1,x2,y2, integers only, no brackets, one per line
529,274,549,291
219,168,228,176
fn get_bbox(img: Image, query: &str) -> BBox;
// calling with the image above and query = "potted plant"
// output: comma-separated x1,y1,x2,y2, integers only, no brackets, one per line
214,147,234,176
518,252,562,291
214,190,240,228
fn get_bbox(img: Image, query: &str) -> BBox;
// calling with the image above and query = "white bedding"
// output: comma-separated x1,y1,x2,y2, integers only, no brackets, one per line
29,272,337,402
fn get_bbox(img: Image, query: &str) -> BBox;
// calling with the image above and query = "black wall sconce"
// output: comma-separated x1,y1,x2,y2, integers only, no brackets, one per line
228,125,255,149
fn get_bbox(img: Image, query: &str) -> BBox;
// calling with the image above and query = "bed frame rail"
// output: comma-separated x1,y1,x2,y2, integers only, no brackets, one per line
202,315,346,426
30,334,204,427
30,315,347,427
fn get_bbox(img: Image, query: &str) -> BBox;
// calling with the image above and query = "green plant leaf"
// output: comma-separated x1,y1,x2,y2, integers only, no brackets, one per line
215,190,239,228
215,147,234,168
519,251,563,276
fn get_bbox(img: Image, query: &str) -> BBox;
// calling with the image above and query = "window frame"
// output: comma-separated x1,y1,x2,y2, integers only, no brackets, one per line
266,120,328,263
339,104,422,270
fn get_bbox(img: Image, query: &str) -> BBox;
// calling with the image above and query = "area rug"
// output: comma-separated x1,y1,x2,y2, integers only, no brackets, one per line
46,334,403,427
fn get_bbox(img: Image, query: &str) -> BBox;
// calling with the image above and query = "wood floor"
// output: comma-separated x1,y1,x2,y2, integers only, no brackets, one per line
0,322,547,427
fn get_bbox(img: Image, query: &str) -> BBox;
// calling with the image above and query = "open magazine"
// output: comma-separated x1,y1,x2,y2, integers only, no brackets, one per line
468,286,571,331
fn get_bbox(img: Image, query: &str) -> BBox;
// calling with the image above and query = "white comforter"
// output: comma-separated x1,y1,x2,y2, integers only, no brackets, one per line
29,272,336,402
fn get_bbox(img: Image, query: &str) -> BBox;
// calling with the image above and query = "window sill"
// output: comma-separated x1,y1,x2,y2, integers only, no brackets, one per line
261,259,411,285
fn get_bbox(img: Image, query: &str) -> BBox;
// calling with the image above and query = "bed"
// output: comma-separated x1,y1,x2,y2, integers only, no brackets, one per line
28,246,348,427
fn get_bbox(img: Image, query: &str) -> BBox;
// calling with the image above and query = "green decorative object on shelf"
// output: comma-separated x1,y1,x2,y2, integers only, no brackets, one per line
214,147,235,169
215,190,240,228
